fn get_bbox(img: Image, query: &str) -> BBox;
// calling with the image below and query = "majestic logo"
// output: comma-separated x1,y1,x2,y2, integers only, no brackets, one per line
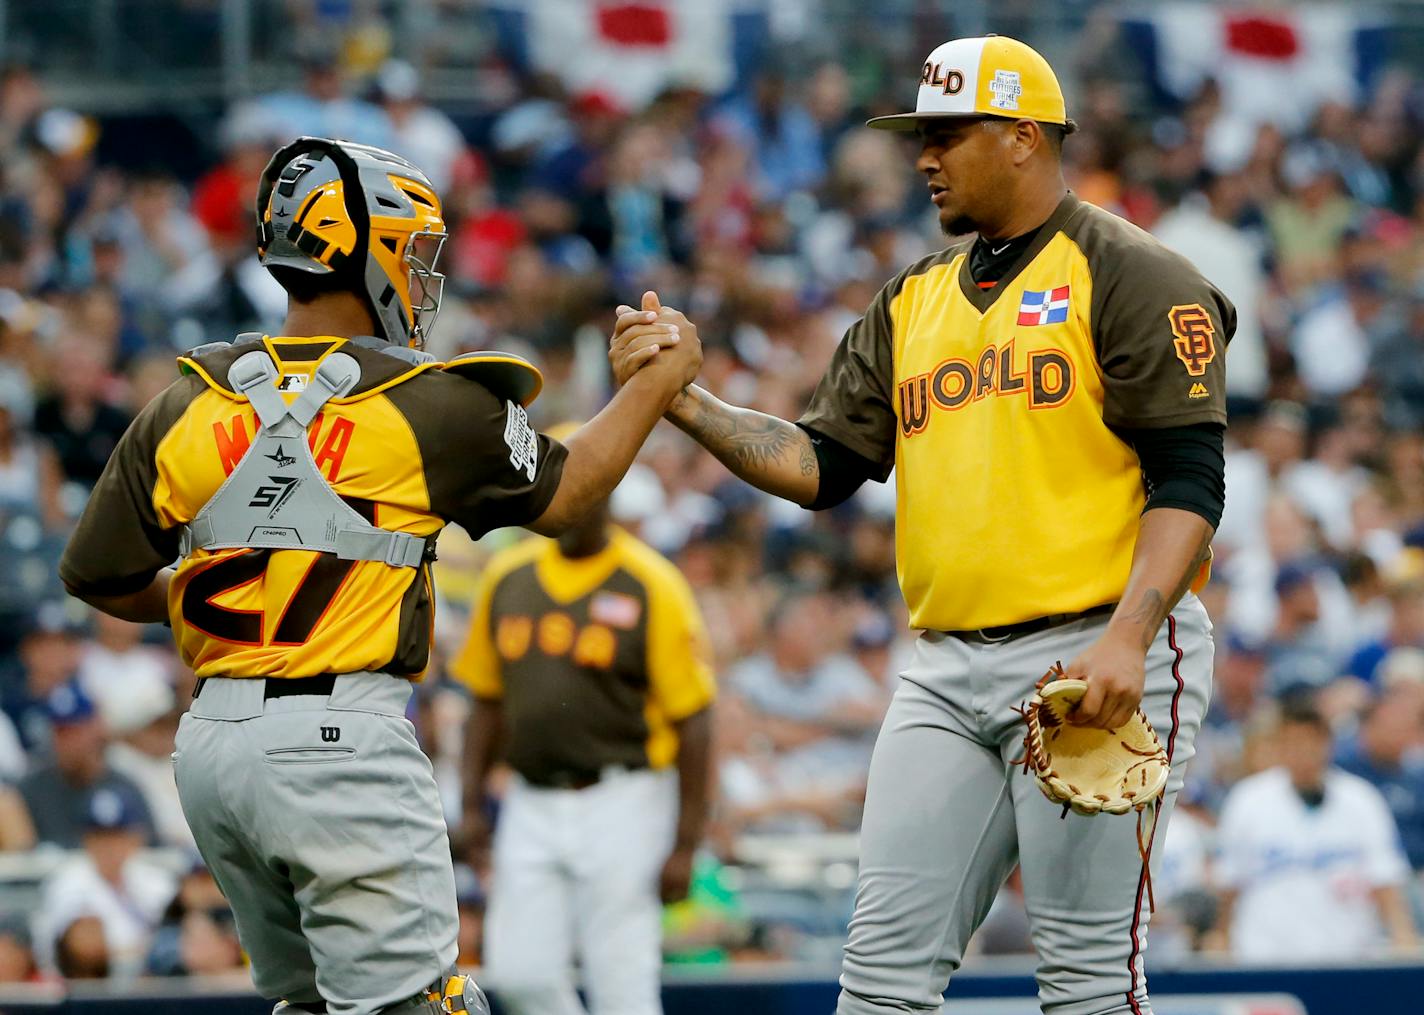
1169,304,1216,377
988,69,1022,111
1017,285,1071,326
897,339,1074,437
264,444,297,468
249,475,300,518
320,726,341,743
1188,382,1210,399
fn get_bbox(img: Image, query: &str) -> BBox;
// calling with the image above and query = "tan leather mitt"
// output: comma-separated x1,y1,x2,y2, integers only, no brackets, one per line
1016,665,1170,817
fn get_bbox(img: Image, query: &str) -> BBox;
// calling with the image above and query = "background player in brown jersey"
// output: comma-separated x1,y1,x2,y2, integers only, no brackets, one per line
612,36,1230,1015
58,137,701,1015
452,433,715,1015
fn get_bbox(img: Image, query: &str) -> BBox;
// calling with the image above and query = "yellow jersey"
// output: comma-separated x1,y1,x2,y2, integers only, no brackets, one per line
61,336,567,679
451,529,716,779
799,194,1233,631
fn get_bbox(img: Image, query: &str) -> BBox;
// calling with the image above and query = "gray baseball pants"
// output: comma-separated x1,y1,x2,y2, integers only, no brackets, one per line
173,672,459,1015
837,596,1213,1015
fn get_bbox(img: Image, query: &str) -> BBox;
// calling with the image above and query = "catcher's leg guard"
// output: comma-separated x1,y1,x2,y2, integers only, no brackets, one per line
378,970,490,1015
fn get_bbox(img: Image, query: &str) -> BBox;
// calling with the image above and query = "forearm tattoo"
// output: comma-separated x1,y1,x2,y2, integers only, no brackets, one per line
1125,530,1213,649
680,390,812,476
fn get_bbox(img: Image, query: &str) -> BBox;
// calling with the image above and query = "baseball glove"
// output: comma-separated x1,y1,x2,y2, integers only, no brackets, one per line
1014,664,1171,908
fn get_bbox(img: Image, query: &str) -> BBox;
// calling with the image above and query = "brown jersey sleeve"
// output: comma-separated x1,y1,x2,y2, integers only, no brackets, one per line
385,371,568,538
1073,206,1235,429
59,375,204,596
796,274,902,481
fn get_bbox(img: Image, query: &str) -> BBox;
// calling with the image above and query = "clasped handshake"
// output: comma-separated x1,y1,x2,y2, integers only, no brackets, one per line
608,290,702,401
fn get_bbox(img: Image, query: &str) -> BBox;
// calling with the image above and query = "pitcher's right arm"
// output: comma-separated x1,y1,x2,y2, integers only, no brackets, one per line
663,384,820,506
611,289,898,510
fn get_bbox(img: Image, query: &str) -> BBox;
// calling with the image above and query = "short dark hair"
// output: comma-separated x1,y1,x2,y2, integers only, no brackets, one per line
266,266,356,304
1278,690,1329,733
1039,121,1073,154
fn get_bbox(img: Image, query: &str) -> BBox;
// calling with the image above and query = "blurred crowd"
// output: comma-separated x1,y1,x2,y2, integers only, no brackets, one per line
5,0,1424,987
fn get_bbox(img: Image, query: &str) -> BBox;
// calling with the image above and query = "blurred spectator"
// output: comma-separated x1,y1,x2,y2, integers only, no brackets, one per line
30,334,130,488
577,121,689,284
190,105,283,259
719,592,884,833
0,366,62,530
1268,143,1359,293
1191,637,1270,806
0,912,37,983
375,60,467,196
33,787,176,979
53,915,108,980
75,612,174,731
713,68,827,202
1336,686,1424,869
2,600,85,753
1153,172,1268,401
1214,695,1418,960
0,703,21,783
145,861,242,977
102,168,221,331
253,42,393,150
15,681,156,848
104,675,191,850
1153,807,1219,957
453,863,485,967
0,784,35,851
1289,270,1391,400
1262,561,1336,692
1348,558,1424,685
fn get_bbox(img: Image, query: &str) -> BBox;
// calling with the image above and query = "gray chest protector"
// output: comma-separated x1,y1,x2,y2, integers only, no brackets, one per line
178,349,430,568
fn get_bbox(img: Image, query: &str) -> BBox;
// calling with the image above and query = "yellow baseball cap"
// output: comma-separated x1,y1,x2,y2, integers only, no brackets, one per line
867,36,1073,132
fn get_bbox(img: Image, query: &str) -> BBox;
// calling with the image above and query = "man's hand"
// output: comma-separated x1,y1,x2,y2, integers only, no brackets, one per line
659,845,696,904
611,290,701,389
1062,631,1147,730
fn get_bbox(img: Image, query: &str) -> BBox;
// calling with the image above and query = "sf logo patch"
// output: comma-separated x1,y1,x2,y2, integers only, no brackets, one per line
1168,304,1216,377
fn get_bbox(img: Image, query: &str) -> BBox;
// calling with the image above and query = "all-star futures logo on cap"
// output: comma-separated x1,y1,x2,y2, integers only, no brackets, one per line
866,35,1071,132
989,69,1022,111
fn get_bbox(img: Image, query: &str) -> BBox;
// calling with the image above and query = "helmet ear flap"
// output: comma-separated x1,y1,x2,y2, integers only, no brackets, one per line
256,136,372,272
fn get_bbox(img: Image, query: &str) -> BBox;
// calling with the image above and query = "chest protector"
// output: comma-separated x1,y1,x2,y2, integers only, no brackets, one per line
178,347,431,567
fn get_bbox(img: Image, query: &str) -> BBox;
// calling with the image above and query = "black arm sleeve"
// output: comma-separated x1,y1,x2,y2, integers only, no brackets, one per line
797,424,882,511
1119,422,1226,528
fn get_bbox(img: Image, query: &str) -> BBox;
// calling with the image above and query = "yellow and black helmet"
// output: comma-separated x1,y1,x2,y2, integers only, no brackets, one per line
256,136,446,347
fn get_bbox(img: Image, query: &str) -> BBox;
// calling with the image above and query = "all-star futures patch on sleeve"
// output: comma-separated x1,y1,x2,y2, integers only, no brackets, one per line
386,370,568,539
59,376,204,597
1072,208,1236,430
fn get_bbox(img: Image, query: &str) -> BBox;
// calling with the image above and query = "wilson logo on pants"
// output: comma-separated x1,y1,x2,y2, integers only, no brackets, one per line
320,726,341,743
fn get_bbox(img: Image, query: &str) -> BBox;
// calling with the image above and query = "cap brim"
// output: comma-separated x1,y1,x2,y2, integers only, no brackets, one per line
865,111,1075,133
866,111,986,132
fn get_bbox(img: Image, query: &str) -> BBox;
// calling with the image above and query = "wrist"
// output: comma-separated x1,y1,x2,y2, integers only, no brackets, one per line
666,386,696,420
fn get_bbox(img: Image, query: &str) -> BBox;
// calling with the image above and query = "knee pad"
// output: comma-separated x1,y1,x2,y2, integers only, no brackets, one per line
379,971,490,1015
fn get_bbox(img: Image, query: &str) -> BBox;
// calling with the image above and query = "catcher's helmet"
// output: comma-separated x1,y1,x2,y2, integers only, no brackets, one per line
256,136,446,347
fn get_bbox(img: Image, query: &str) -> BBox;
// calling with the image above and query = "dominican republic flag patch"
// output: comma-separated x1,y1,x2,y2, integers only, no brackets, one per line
1017,286,1071,326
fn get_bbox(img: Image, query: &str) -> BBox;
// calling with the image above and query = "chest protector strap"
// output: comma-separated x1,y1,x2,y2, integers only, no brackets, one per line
178,350,431,568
